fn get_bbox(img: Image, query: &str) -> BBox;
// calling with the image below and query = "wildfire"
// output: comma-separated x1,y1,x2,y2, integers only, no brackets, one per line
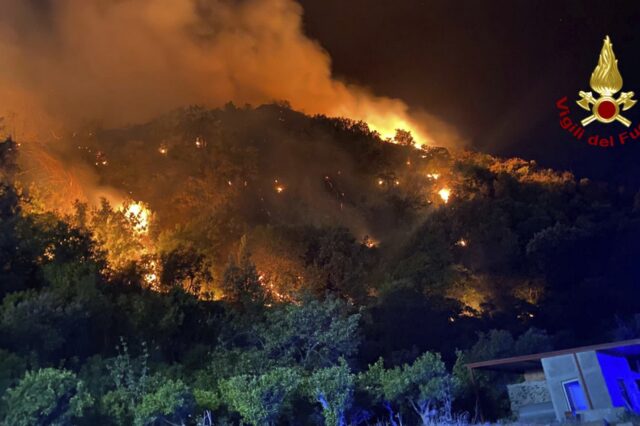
124,201,151,234
427,173,440,180
258,273,290,303
438,188,451,203
95,151,108,167
363,236,378,248
367,120,431,147
274,179,285,193
143,259,160,289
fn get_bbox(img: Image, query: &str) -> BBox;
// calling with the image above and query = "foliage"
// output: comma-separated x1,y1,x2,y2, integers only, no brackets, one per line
2,368,93,426
0,100,639,424
134,378,194,426
260,295,361,370
221,237,266,309
306,359,355,426
220,367,300,425
361,352,455,425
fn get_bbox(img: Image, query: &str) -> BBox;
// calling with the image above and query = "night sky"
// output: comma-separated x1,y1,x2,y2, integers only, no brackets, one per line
300,0,640,185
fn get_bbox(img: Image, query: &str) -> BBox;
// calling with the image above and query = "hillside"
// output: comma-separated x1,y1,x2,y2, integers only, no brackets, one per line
2,104,640,424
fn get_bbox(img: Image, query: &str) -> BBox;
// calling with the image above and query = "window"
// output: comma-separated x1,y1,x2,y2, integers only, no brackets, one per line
563,380,589,414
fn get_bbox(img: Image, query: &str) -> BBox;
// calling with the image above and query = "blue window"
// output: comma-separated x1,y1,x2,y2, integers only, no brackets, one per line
563,380,589,413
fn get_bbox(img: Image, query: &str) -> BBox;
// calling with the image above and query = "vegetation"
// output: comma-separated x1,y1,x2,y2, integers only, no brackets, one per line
1,103,640,423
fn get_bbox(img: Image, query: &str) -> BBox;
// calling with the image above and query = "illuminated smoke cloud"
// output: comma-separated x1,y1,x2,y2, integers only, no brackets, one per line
0,0,458,146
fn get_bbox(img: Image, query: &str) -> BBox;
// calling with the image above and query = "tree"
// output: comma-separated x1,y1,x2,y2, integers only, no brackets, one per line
393,129,416,147
160,246,212,295
0,349,26,411
0,137,18,184
261,295,361,370
0,289,90,359
100,340,150,425
134,378,194,426
221,238,266,308
220,367,300,425
303,227,372,302
361,352,454,425
89,199,145,270
306,360,354,426
453,328,553,421
2,368,93,426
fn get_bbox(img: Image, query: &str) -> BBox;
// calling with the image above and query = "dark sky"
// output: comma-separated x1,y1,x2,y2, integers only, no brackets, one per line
300,0,640,185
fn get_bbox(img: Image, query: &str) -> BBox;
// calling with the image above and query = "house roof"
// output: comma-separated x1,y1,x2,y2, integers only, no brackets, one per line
466,338,640,373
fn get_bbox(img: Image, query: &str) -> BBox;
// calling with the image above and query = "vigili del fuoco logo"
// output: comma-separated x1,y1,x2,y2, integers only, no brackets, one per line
557,36,640,148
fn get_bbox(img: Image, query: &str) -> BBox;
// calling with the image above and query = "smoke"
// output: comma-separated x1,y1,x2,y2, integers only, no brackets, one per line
0,0,461,146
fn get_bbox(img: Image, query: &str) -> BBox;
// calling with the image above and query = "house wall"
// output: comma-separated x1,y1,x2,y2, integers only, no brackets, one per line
577,351,612,409
541,351,611,421
507,379,555,423
596,352,640,412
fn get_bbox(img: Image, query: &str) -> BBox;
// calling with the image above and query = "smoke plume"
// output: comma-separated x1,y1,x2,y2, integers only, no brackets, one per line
0,0,459,146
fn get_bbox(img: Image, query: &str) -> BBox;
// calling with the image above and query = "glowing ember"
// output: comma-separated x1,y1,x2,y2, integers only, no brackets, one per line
394,179,400,186
456,238,467,247
363,236,378,248
124,201,151,234
377,178,384,186
95,151,108,166
275,185,285,193
195,137,205,148
427,173,440,180
158,145,168,155
43,244,55,261
438,188,451,203
144,272,158,286
143,260,160,289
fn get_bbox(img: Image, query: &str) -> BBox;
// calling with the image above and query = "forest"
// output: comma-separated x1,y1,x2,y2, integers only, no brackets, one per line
1,103,640,425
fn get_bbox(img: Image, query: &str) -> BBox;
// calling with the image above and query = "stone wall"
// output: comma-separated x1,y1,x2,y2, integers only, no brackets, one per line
507,380,551,410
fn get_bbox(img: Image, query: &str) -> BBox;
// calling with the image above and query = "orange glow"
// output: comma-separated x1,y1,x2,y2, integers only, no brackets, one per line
438,188,451,203
363,236,378,248
123,201,151,234
143,259,160,289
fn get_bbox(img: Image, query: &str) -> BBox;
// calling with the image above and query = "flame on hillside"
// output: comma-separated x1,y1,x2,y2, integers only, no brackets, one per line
123,201,151,234
0,0,455,150
438,188,451,203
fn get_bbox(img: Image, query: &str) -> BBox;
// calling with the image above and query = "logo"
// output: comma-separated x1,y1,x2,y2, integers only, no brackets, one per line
556,36,640,148
576,36,636,127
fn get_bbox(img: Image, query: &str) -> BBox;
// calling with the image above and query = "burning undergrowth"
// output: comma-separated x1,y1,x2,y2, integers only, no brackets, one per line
9,101,586,310
10,102,463,300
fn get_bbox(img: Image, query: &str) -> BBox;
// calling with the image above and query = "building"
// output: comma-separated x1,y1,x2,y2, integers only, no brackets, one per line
467,339,640,423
